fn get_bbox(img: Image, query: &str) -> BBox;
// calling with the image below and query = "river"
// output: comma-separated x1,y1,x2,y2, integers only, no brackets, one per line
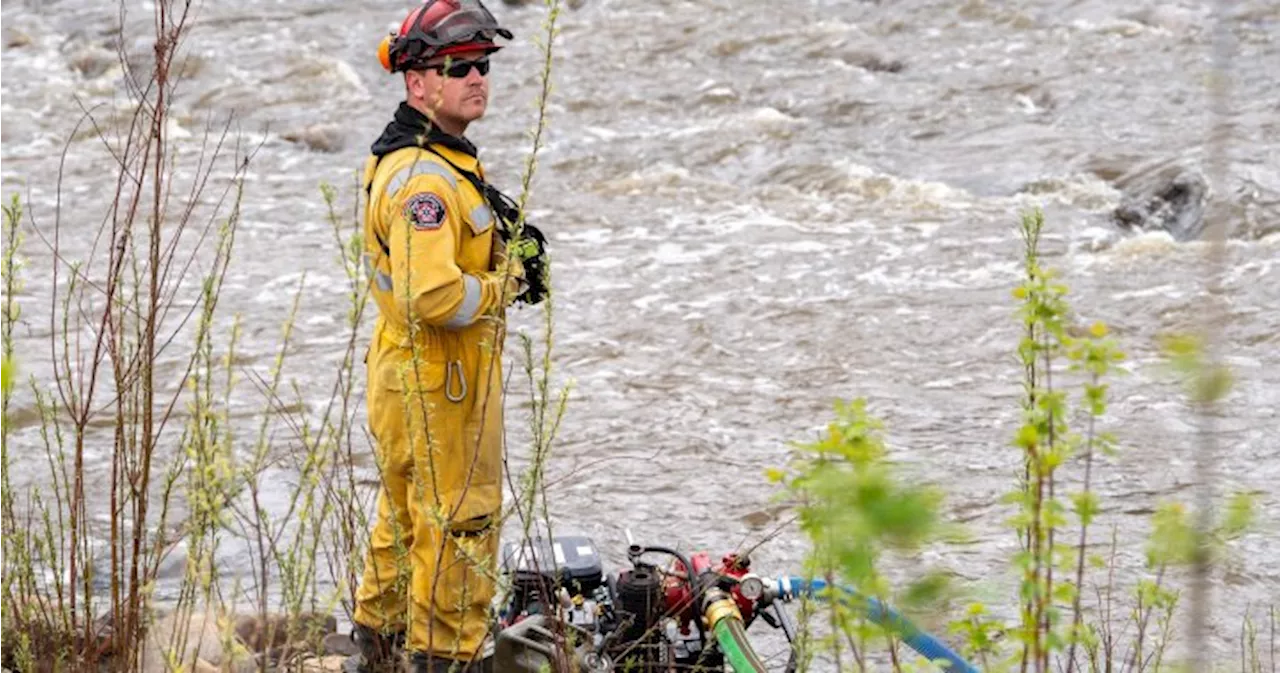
3,0,1277,667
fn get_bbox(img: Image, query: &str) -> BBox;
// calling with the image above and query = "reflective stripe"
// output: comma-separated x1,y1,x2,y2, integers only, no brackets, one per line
385,160,457,198
363,253,394,291
443,275,483,329
469,203,493,234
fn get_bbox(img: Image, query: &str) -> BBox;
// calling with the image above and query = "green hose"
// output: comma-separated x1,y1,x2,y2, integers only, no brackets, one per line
714,616,769,673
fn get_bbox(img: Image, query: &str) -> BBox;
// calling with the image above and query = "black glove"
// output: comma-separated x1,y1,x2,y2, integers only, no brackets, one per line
513,223,548,306
483,182,549,306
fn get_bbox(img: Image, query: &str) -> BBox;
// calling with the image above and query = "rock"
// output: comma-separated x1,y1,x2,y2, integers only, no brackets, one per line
142,610,340,673
1113,165,1208,241
67,44,119,79
321,632,361,657
4,27,32,49
142,611,256,673
1092,154,1280,241
298,655,349,673
233,612,337,653
739,504,790,530
847,52,906,74
813,45,906,74
282,124,346,153
740,510,773,529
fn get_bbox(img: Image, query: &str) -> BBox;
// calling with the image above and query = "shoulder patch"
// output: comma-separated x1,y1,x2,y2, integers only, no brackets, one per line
404,192,447,231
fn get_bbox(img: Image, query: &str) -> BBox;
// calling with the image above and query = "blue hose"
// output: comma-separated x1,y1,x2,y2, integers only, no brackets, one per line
779,576,979,673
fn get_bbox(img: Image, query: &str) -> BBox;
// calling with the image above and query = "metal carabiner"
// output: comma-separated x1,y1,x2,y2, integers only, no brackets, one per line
445,359,468,403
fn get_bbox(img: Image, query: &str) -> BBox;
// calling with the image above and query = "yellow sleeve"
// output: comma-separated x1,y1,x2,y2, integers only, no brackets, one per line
388,174,510,328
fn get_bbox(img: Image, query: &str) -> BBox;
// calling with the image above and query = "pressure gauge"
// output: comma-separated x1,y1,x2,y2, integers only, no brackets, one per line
738,574,765,601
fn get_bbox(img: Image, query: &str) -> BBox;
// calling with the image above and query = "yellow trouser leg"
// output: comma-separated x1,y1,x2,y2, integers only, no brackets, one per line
353,458,412,634
403,506,500,659
355,337,501,660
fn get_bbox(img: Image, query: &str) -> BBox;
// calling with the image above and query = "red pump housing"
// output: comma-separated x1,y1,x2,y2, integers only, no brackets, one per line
661,552,756,634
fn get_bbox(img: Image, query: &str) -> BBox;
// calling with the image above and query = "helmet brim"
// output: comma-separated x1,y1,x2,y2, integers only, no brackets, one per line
433,42,504,58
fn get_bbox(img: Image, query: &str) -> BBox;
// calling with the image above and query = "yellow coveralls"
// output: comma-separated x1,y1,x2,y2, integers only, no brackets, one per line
354,141,520,660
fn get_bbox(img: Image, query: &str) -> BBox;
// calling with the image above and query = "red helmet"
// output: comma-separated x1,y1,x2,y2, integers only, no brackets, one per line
379,0,513,73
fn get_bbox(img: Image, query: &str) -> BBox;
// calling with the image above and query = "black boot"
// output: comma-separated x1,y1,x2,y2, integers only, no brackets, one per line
342,624,406,673
406,652,493,673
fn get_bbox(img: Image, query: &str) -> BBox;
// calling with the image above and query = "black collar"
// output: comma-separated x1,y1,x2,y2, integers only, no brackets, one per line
370,102,477,159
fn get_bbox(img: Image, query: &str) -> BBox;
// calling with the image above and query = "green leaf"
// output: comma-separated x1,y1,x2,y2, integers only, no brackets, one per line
902,572,951,609
1146,502,1196,567
1053,581,1076,603
1015,424,1039,450
1072,491,1100,526
1,357,12,398
1196,364,1234,403
1219,492,1255,539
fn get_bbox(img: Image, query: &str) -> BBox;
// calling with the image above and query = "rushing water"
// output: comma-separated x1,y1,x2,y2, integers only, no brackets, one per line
3,0,1278,665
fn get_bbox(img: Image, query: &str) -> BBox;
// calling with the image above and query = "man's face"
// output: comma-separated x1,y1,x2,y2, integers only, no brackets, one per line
408,48,491,132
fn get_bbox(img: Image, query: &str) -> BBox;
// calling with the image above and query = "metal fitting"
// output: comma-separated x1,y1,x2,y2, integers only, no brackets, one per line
702,588,742,630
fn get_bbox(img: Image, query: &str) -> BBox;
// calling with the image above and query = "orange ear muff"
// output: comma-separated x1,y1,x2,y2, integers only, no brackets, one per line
377,34,393,72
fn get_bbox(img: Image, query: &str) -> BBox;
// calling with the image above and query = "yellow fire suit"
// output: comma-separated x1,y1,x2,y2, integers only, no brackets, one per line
353,139,521,661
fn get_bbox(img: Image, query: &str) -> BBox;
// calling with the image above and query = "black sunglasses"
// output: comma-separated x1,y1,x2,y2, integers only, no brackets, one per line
429,57,490,78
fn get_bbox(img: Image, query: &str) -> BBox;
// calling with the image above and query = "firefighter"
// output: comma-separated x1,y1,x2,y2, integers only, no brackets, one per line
347,2,526,671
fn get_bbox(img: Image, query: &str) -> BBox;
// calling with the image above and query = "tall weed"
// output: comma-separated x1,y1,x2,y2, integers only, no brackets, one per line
772,208,1266,672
